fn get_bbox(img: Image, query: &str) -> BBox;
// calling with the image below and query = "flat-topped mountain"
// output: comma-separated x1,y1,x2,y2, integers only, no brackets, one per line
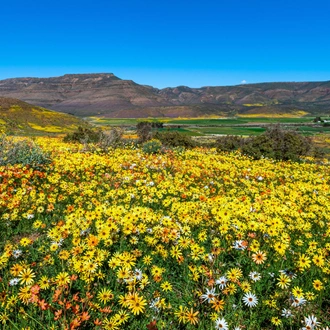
0,74,168,116
0,74,329,117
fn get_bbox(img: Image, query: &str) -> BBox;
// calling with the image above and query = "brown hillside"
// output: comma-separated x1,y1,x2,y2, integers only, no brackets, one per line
0,74,329,117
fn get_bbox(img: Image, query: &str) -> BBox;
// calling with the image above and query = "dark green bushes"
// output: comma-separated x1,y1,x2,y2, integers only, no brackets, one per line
152,131,196,148
216,125,322,161
63,126,102,143
136,121,196,149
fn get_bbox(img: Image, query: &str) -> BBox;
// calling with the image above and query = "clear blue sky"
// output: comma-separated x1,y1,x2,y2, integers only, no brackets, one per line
1,0,330,88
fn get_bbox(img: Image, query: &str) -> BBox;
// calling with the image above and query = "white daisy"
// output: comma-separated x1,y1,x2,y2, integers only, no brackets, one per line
215,276,228,289
215,317,228,330
200,287,217,303
13,249,23,259
242,292,258,308
304,315,321,328
281,308,293,318
134,268,143,281
233,240,247,250
9,278,20,286
249,271,261,282
291,296,306,307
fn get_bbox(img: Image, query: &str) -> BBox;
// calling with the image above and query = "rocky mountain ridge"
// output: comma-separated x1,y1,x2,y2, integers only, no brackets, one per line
0,74,329,117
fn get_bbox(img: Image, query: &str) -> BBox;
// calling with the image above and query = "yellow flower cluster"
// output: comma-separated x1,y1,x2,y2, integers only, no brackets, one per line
0,137,329,329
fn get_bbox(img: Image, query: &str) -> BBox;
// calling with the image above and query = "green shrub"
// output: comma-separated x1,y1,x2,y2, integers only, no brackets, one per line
142,139,162,154
215,135,244,152
260,125,312,161
0,135,51,167
63,126,102,143
153,131,196,148
216,125,321,161
241,135,275,160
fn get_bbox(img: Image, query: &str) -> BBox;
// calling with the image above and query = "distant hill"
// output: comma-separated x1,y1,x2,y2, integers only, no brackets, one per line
0,97,87,134
0,74,329,117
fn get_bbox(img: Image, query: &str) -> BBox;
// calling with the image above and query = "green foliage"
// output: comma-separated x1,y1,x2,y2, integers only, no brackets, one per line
142,139,162,154
216,125,321,161
215,135,244,152
63,126,102,143
241,135,276,160
0,135,51,167
153,131,196,148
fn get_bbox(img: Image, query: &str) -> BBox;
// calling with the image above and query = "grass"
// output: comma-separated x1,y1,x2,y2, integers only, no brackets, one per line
86,116,317,127
86,117,316,126
194,127,266,135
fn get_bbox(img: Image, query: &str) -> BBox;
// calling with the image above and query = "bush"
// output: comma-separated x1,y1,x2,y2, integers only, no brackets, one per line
63,126,102,143
0,135,51,167
136,122,153,143
98,128,123,150
153,131,196,148
216,125,320,161
260,125,312,161
142,139,162,154
241,135,275,160
63,127,124,152
215,135,244,152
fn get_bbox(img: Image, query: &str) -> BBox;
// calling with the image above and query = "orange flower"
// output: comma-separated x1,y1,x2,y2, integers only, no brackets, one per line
70,274,78,281
38,299,49,311
54,309,63,321
94,318,102,326
72,293,80,301
80,311,90,321
70,318,81,329
185,308,199,325
211,298,225,312
71,304,80,314
87,235,99,247
30,284,40,295
65,301,72,310
252,251,267,265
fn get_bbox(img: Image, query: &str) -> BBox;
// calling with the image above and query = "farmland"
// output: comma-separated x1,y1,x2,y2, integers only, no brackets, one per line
0,137,329,329
86,116,330,138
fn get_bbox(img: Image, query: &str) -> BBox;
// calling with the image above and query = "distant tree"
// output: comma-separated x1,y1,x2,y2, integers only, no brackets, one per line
136,121,153,143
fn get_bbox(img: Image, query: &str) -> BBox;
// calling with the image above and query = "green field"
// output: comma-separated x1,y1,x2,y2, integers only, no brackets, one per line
86,116,318,126
166,117,316,125
194,126,266,135
86,116,330,137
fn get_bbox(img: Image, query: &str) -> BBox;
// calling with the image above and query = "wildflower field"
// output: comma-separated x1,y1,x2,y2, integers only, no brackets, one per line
0,137,329,329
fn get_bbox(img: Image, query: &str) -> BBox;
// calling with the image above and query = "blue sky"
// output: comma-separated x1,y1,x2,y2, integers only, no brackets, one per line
0,0,330,88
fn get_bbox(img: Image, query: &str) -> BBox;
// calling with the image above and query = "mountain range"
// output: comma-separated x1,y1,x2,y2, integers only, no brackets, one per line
0,73,330,117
